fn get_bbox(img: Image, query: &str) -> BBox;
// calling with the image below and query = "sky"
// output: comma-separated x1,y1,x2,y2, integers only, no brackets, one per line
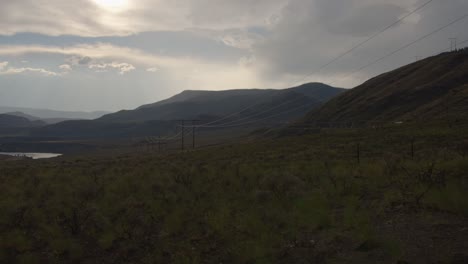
0,0,467,111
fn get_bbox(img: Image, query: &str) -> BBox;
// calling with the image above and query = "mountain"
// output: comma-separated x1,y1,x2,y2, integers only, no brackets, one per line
4,111,42,121
0,106,110,120
0,114,45,128
4,111,83,125
0,113,46,136
99,83,345,123
41,118,82,125
33,83,344,139
302,49,468,125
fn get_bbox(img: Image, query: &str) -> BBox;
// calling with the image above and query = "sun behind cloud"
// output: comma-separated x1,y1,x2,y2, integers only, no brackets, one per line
91,0,129,12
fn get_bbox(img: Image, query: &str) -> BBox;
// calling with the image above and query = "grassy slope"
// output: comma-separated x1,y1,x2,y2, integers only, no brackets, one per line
304,49,468,124
1,124,468,263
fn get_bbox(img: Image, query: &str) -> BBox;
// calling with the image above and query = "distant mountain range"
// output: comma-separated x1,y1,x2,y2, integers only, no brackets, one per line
302,49,468,125
0,106,109,121
33,83,344,139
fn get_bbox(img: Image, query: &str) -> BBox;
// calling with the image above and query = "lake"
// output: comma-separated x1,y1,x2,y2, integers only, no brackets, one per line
0,152,62,160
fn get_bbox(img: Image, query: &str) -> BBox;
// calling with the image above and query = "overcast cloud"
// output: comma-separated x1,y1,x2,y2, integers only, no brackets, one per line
0,0,467,111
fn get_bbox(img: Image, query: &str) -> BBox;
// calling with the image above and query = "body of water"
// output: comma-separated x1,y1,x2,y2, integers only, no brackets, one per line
0,152,62,160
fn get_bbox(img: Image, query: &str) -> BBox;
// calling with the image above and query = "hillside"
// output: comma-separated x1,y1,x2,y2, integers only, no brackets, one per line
31,83,343,139
0,106,109,120
4,111,42,121
303,49,468,125
0,114,45,128
29,83,343,140
99,83,344,123
3,111,81,125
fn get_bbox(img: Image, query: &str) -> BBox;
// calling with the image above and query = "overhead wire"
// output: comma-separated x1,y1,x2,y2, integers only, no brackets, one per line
142,1,468,148
440,38,468,52
189,12,468,141
162,0,434,133
191,96,277,127
293,0,434,86
195,101,317,129
190,0,437,133
184,97,306,128
329,14,468,86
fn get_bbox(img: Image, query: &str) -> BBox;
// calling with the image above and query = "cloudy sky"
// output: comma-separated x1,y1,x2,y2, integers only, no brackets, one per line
0,0,467,111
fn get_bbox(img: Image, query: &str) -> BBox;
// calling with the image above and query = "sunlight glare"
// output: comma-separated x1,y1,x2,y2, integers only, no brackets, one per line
92,0,129,12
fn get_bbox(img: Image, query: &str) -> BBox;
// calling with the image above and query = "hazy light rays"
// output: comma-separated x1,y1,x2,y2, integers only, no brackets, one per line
91,0,130,12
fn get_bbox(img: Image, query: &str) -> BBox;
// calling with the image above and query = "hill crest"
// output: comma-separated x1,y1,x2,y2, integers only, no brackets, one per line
100,82,345,123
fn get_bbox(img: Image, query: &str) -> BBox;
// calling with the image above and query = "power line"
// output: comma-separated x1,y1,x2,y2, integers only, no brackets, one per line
151,98,312,149
442,38,468,52
293,0,434,86
165,0,434,136
449,37,458,51
187,97,305,128
191,103,320,148
140,1,467,150
194,102,316,129
146,98,302,146
193,97,274,127
330,14,468,86
187,1,434,132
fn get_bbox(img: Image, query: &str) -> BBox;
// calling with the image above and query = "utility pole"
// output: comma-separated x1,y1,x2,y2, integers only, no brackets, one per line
177,119,200,151
450,38,457,51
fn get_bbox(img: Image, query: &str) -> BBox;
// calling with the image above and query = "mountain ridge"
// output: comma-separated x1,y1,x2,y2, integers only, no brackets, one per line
33,83,344,139
100,83,345,123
